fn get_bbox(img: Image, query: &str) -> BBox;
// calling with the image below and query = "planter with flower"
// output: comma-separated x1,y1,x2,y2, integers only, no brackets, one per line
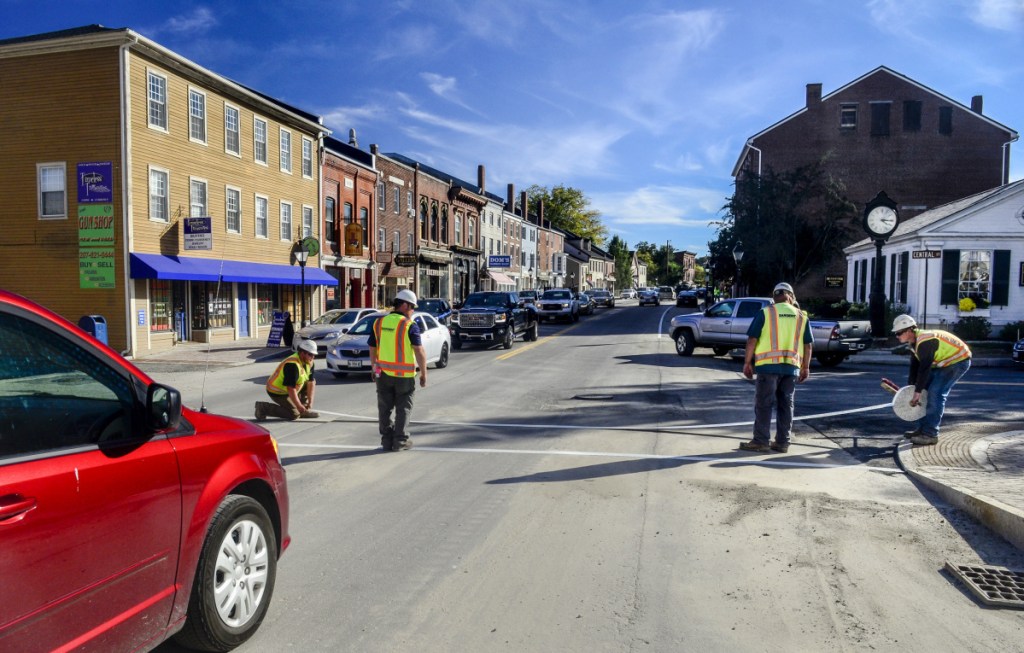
958,297,990,317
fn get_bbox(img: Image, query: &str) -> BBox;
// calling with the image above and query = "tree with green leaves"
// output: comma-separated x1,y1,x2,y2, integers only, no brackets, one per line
606,235,632,291
712,161,857,296
525,184,607,245
635,240,678,285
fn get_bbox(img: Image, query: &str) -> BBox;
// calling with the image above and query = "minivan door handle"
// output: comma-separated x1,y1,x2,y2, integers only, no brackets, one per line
0,494,38,524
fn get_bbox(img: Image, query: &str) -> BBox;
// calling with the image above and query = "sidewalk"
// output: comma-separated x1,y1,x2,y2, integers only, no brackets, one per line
133,340,1024,551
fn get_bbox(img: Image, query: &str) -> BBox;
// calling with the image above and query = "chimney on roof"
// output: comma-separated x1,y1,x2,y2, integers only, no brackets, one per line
370,144,379,155
348,128,358,147
806,83,822,108
537,197,544,226
522,191,529,222
507,184,516,213
971,95,983,114
478,164,486,193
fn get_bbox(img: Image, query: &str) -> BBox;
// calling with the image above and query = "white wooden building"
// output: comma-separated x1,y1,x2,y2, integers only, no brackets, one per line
844,180,1024,335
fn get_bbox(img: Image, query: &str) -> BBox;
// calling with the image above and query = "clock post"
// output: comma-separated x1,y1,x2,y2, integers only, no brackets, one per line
863,191,899,340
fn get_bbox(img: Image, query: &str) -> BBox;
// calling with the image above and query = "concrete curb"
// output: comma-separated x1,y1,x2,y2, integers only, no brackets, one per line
897,440,1024,551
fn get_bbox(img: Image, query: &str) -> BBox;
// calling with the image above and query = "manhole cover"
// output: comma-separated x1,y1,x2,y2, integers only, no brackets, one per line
945,562,1024,609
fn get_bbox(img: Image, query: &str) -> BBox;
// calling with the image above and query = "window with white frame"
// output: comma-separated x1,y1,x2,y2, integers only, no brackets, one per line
279,129,292,173
280,201,292,241
224,104,240,155
302,205,313,239
393,230,400,252
148,167,168,222
254,118,267,164
393,187,400,213
840,103,857,129
378,228,385,251
360,207,369,247
343,202,353,225
468,218,474,248
407,191,412,214
455,215,461,244
407,233,413,253
189,179,207,217
147,71,167,130
188,89,206,143
959,250,991,309
301,138,313,178
255,195,268,238
325,197,336,246
377,182,385,210
37,162,66,219
226,186,241,233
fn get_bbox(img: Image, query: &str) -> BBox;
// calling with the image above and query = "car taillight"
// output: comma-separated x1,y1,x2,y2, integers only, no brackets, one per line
830,325,841,340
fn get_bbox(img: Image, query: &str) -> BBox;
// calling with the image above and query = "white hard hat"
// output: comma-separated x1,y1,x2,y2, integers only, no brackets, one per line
773,282,794,295
396,289,418,308
892,314,917,333
298,339,317,355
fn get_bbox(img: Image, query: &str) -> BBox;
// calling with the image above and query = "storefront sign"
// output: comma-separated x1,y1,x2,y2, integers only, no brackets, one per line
77,161,113,204
394,254,417,267
79,247,116,289
488,255,511,268
824,275,845,289
78,204,115,289
138,310,146,326
266,310,289,347
911,250,941,259
344,223,363,256
184,217,213,250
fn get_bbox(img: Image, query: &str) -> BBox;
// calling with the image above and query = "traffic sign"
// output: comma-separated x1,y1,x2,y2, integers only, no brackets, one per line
912,250,941,259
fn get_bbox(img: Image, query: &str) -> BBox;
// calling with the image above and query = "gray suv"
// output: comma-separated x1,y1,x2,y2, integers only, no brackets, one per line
536,288,579,322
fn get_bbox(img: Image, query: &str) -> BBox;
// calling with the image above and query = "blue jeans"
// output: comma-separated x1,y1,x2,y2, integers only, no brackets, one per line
916,359,970,437
753,373,796,445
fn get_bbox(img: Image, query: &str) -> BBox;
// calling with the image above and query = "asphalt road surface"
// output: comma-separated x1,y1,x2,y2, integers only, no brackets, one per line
151,303,1024,652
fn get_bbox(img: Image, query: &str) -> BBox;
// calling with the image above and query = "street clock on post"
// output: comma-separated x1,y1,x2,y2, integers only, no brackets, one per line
863,191,899,240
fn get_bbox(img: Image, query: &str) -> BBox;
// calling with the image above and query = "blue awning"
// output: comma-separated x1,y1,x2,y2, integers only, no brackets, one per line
130,253,337,285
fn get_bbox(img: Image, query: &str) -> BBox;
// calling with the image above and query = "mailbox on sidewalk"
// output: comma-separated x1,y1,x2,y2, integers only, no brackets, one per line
78,315,108,345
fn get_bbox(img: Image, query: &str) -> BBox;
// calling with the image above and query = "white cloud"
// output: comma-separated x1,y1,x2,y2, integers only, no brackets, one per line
163,7,218,34
591,185,726,229
969,0,1024,30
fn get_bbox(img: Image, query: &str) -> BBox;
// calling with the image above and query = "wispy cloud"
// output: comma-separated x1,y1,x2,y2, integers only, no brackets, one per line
969,0,1024,30
420,72,481,114
163,7,217,35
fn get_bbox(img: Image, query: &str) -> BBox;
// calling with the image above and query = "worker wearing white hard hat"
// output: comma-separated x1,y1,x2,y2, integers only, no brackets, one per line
256,337,319,421
891,314,971,445
368,289,428,451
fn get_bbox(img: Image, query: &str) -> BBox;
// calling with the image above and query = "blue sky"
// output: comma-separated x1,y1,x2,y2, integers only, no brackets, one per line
4,0,1023,255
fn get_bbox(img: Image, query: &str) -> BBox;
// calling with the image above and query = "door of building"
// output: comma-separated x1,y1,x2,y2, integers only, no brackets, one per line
238,283,249,337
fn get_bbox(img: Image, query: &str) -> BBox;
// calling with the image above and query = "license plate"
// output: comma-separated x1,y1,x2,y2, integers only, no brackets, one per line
347,360,363,369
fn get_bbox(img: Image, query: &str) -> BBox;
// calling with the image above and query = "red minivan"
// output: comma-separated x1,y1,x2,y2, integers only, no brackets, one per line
0,290,289,652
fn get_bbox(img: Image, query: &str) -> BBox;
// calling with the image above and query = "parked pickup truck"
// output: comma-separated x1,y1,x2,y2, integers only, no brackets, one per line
451,291,538,350
668,297,872,367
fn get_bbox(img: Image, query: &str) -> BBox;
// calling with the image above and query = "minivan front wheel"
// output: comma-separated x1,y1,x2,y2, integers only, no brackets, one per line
174,495,278,652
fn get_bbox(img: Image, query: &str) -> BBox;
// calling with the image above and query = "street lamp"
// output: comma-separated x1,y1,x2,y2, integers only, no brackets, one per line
294,248,309,327
732,241,744,297
569,272,576,291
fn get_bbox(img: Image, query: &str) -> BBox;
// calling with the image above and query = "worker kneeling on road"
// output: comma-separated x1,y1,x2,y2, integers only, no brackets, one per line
255,339,319,420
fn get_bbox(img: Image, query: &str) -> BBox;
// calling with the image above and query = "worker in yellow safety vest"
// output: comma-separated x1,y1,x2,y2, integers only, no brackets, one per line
740,282,813,453
369,289,427,451
892,314,971,446
255,338,319,420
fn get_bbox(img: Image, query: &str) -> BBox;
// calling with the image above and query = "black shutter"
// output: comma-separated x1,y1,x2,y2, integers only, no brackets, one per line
900,252,909,304
940,250,960,305
889,254,896,299
871,103,891,136
992,250,1011,306
859,260,868,302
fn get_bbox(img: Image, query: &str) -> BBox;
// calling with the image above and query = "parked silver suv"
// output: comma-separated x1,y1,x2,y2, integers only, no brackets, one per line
536,288,579,322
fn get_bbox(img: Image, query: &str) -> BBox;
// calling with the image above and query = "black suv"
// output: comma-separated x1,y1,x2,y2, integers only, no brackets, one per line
451,291,538,349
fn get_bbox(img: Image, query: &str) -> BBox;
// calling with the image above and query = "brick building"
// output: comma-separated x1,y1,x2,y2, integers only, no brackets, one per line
732,66,1017,298
322,132,376,309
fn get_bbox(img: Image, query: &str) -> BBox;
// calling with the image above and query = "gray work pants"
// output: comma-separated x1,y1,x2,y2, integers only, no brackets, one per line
753,373,796,445
376,372,416,447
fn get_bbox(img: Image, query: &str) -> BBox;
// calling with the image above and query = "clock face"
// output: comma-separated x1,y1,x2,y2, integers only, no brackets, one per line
1016,205,1024,226
866,206,897,236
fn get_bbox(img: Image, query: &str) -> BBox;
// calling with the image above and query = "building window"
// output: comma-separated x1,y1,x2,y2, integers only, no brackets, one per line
188,89,206,143
959,250,991,308
257,285,276,326
37,162,66,219
420,202,428,239
302,205,313,239
226,186,241,233
280,201,292,241
150,279,172,332
280,129,292,173
441,206,449,243
939,106,953,135
408,233,413,253
224,104,240,155
430,205,439,242
359,207,369,247
903,100,922,132
407,190,413,213
468,218,475,248
191,282,233,330
254,118,268,164
393,187,400,213
840,103,857,129
455,215,462,244
344,202,353,225
148,167,168,222
255,195,268,238
301,138,313,178
870,102,891,137
393,230,400,252
148,71,167,130
189,179,207,217
325,197,336,246
377,182,385,210
378,227,386,251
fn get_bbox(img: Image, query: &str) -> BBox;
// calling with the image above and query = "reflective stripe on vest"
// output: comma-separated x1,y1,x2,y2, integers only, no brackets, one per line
267,353,312,395
753,303,806,367
914,330,971,368
374,313,416,377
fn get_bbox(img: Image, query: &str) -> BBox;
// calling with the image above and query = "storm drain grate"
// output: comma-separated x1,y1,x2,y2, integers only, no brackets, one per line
945,562,1024,609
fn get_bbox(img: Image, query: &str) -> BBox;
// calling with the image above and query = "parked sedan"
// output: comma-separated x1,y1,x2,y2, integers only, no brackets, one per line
1013,337,1024,365
676,290,700,308
292,307,378,355
577,292,595,315
590,289,615,307
638,288,660,306
620,288,637,299
325,311,451,377
0,290,289,652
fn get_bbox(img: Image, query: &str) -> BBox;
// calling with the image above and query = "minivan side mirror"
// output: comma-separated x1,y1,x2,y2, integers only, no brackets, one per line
147,383,182,431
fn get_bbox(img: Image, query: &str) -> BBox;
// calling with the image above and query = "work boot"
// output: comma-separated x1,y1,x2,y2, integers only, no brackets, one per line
392,439,412,451
299,410,320,419
910,434,938,446
903,428,922,438
254,402,267,421
770,441,789,453
739,440,770,452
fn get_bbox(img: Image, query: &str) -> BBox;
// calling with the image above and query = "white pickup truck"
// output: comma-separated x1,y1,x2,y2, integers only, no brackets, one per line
668,297,872,367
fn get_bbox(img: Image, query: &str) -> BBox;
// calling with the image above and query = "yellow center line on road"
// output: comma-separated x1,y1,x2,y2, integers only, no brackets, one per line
495,322,584,360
